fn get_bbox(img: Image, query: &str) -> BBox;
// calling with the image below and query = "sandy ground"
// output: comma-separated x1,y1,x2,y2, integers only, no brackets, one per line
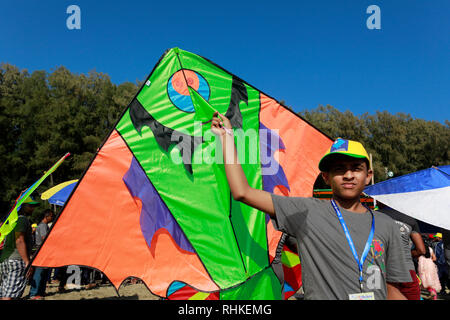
21,277,450,300
23,280,160,300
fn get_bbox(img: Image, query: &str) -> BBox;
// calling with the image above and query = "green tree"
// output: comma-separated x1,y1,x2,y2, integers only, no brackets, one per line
0,64,139,216
300,105,450,183
1,62,448,216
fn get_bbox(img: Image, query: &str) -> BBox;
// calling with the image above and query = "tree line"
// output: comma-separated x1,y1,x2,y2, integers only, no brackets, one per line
300,105,449,186
1,64,449,217
0,64,138,218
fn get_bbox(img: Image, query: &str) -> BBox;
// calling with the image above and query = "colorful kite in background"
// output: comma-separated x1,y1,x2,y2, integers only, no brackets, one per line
0,153,70,243
280,244,302,299
32,48,332,299
41,180,79,206
365,165,450,230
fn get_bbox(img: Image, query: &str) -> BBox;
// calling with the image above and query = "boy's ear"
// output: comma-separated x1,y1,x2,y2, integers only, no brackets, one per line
321,172,330,186
365,169,374,186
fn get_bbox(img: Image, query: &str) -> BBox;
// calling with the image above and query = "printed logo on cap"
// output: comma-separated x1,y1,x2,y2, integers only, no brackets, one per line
330,138,349,153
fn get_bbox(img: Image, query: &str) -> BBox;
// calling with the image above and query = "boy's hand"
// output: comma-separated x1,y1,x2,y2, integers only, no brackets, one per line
211,112,232,136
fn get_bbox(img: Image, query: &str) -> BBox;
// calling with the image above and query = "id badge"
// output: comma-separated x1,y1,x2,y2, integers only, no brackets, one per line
348,292,375,300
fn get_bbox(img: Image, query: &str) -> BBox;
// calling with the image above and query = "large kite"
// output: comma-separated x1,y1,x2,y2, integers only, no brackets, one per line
32,48,332,299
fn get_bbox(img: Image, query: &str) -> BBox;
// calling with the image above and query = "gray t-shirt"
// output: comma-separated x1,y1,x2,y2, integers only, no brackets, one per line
35,222,49,247
377,207,420,272
271,195,411,300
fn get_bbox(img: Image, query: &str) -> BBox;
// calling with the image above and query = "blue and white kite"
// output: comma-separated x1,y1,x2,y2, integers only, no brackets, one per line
364,166,450,230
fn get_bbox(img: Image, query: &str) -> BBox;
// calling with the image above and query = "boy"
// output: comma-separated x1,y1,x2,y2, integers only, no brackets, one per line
211,112,410,300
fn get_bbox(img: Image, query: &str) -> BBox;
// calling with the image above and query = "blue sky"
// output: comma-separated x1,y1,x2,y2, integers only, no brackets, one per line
1,0,449,123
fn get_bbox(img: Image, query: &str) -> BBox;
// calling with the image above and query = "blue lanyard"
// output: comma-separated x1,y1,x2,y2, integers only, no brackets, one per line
331,199,375,292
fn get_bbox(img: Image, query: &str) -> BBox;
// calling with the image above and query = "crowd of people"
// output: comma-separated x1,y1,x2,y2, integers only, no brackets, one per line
418,231,450,299
0,199,103,300
375,203,450,300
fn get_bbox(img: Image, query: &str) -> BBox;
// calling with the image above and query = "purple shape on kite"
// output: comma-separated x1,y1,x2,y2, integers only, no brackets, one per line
123,157,195,253
259,123,290,194
260,123,291,223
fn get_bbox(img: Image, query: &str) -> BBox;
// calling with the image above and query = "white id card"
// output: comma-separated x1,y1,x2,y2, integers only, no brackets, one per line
348,292,375,300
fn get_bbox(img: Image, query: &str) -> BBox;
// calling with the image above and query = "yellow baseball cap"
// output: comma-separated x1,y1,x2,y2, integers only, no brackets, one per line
23,195,39,205
318,138,370,172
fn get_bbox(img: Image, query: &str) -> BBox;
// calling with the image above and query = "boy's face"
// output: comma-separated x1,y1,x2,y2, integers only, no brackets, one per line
22,204,37,216
321,155,373,201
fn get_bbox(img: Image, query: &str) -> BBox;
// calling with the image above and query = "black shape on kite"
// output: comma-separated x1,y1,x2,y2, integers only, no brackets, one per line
225,76,247,129
129,98,203,174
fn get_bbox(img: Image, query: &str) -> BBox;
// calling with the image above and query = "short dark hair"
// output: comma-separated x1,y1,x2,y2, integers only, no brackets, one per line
43,209,54,218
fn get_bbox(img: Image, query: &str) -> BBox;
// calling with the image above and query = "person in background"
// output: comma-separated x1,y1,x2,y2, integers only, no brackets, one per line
376,202,425,300
31,223,37,248
0,196,38,299
441,228,450,295
418,242,441,300
29,209,55,299
81,267,98,290
431,232,448,295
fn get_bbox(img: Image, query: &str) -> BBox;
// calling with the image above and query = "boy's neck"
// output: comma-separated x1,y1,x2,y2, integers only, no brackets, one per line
332,195,367,214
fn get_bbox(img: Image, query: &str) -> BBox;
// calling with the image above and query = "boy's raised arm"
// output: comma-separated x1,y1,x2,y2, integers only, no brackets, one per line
211,112,275,217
